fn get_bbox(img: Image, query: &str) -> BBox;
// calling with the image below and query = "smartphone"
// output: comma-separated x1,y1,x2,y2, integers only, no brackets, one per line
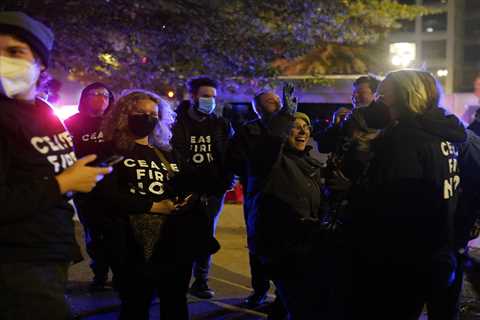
90,155,124,167
175,194,193,204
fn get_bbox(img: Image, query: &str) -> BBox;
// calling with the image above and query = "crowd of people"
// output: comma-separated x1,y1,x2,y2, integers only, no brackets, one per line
1,11,480,320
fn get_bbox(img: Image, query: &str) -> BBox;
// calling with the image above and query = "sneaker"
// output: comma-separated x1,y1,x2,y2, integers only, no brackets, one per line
244,291,268,308
189,280,215,299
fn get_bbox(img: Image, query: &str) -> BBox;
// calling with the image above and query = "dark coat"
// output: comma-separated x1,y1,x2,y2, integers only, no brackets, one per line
357,107,466,261
228,111,325,276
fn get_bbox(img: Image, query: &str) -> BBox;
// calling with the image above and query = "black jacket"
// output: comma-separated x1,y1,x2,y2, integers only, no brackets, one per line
455,129,480,248
468,120,480,138
0,96,78,263
358,107,466,260
171,101,234,196
228,110,325,274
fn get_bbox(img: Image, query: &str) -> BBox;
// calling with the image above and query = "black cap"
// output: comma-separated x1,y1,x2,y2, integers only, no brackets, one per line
0,11,54,67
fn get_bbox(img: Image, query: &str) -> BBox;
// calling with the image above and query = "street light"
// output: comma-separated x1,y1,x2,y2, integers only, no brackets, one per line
390,42,416,67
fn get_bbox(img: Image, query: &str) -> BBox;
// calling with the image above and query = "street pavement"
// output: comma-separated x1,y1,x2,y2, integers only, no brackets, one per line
67,204,480,319
68,204,277,319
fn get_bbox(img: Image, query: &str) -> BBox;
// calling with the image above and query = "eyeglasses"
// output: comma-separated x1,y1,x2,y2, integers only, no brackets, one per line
87,92,109,98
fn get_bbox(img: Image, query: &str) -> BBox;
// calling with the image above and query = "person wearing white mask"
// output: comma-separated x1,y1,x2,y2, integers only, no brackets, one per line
0,12,111,320
171,76,234,299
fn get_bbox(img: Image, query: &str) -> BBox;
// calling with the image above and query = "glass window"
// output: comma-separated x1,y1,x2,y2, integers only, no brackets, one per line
422,13,447,32
464,45,480,63
397,19,415,32
465,19,480,36
390,42,416,67
465,0,480,11
422,0,447,4
422,40,446,59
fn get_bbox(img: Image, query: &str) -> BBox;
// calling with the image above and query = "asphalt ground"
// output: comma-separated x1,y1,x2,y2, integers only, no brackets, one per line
66,204,480,319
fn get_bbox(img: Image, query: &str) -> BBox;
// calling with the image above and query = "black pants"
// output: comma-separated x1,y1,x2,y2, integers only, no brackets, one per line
356,254,460,320
249,252,271,294
118,262,193,320
273,264,331,320
0,262,72,320
74,197,111,283
192,194,225,282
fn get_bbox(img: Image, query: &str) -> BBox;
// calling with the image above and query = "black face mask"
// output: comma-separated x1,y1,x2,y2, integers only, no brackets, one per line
362,100,393,130
128,114,158,138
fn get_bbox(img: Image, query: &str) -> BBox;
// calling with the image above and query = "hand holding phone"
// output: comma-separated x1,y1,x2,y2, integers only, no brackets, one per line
89,155,124,167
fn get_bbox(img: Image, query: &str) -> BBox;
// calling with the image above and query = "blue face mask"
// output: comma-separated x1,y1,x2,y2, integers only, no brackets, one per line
196,97,216,115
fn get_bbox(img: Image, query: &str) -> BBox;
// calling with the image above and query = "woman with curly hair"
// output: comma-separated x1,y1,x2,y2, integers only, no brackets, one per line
89,89,218,320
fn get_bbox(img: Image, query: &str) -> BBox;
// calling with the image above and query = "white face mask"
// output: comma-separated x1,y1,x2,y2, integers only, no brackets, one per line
0,56,40,98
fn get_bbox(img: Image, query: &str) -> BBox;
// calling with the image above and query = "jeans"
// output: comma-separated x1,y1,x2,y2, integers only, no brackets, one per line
0,262,72,320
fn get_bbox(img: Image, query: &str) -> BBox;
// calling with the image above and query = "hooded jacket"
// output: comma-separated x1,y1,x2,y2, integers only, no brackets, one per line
64,83,114,158
358,107,466,259
0,96,78,263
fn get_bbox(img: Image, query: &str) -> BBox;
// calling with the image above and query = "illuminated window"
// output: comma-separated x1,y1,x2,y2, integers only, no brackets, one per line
390,42,416,67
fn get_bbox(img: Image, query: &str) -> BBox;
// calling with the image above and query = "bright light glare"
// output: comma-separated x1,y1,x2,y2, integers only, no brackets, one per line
53,105,78,121
167,90,175,98
437,69,448,77
390,42,416,67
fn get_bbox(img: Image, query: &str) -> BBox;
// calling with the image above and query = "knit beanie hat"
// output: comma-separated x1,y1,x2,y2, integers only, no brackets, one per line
294,112,311,127
0,11,54,67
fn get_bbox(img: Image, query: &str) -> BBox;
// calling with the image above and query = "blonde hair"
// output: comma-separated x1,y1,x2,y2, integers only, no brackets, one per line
102,89,176,152
385,69,440,116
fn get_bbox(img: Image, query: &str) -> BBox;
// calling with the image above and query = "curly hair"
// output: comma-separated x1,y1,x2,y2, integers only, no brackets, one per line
102,89,176,152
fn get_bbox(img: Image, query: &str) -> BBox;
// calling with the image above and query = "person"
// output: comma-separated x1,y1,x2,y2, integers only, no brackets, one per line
443,128,480,318
356,69,466,319
351,75,380,108
468,108,480,137
228,90,283,308
315,75,380,154
247,108,328,319
461,73,480,125
0,12,111,320
90,89,218,319
171,77,233,299
64,82,115,290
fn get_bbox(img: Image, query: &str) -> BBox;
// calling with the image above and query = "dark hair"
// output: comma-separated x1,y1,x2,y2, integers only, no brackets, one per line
187,76,218,94
78,82,114,114
353,76,380,93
